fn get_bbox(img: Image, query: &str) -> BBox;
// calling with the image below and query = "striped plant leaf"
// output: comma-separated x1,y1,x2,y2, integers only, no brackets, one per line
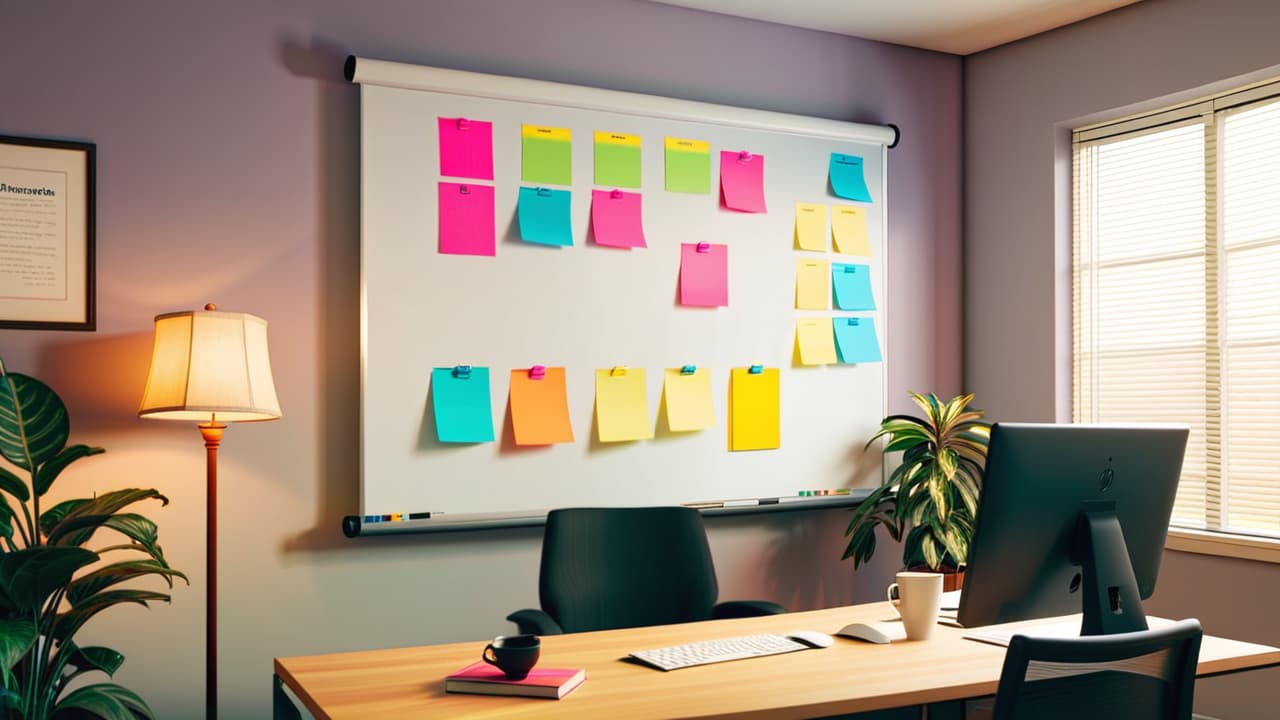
0,371,70,471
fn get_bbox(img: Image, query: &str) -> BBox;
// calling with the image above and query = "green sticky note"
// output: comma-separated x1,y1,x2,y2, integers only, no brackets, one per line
522,125,572,185
595,131,642,188
665,136,711,194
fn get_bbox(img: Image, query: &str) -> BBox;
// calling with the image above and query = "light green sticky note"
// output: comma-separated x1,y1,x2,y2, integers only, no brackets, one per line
595,131,641,188
522,125,572,185
665,136,711,194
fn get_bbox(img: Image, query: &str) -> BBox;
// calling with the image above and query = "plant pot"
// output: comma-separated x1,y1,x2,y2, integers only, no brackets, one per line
906,566,965,593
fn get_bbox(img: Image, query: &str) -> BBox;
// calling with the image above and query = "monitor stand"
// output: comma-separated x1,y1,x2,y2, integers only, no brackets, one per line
1075,500,1149,636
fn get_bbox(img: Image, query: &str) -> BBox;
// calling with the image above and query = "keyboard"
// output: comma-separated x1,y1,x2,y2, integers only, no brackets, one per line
628,633,811,671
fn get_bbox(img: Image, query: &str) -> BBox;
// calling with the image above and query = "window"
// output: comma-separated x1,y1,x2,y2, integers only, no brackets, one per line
1073,82,1280,541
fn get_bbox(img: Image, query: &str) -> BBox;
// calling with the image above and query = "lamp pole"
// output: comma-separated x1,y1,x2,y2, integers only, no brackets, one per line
199,420,224,719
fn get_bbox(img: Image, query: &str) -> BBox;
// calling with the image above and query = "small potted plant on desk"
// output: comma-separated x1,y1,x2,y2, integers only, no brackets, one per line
843,392,990,589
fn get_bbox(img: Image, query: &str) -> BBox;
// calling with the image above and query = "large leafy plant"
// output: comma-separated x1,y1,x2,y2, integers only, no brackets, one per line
843,392,990,572
0,359,185,719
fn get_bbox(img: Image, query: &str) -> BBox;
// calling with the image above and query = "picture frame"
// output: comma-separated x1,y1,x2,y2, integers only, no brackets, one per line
0,134,96,331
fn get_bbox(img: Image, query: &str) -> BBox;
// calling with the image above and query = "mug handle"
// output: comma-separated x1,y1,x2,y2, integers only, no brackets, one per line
887,582,900,606
482,644,500,668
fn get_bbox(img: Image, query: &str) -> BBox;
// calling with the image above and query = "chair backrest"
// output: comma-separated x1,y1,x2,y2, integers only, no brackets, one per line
538,506,719,633
991,618,1203,720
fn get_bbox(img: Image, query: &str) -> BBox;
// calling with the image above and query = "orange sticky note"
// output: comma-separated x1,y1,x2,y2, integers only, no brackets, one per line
509,367,574,445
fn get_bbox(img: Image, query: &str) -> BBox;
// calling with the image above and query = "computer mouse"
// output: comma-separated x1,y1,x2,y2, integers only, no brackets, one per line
787,630,835,648
835,622,892,645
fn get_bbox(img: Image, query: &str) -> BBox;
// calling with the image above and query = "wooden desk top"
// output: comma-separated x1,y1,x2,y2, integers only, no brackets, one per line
275,602,1280,719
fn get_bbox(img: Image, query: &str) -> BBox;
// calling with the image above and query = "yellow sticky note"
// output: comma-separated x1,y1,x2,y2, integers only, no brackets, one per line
795,318,837,365
663,368,714,432
795,259,830,310
794,202,827,251
729,367,780,452
595,368,652,442
832,205,871,256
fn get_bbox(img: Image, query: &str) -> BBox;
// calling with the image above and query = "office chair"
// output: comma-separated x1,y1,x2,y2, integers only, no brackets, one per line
990,618,1203,720
506,506,787,635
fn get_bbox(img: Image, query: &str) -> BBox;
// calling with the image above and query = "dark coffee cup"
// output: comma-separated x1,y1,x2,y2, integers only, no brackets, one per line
482,634,540,679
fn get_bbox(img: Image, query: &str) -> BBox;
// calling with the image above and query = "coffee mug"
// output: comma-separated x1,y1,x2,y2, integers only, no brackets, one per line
887,571,943,641
482,634,541,679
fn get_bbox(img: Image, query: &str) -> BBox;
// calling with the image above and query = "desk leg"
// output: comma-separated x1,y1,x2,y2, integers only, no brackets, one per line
274,674,303,720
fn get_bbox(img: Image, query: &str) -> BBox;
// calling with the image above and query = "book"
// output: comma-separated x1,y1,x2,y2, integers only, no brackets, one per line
444,662,586,699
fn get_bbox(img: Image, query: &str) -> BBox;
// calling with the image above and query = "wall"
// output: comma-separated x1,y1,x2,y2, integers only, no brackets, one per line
0,1,962,716
965,0,1280,716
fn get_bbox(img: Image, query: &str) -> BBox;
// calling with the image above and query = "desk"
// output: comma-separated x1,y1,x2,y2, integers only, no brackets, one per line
274,602,1280,719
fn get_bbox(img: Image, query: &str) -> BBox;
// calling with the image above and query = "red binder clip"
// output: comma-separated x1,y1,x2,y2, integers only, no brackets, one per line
528,365,547,380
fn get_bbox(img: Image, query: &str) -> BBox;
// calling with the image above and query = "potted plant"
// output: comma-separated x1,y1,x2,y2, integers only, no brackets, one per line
842,392,990,588
0,359,186,719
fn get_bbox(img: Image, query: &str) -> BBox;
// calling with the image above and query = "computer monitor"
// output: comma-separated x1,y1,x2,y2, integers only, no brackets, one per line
956,422,1189,635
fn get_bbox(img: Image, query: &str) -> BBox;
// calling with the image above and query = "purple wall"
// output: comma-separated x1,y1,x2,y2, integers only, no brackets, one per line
966,0,1280,716
2,1,961,716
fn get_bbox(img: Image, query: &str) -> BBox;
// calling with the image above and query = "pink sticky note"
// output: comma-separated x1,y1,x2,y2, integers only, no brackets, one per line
438,117,494,180
679,243,728,307
590,189,647,249
438,182,495,256
719,150,766,213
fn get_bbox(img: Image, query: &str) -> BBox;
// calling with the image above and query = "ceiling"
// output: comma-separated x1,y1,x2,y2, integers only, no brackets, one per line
650,0,1142,55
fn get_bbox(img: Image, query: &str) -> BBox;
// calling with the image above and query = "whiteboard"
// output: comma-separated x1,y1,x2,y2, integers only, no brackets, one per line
352,57,891,524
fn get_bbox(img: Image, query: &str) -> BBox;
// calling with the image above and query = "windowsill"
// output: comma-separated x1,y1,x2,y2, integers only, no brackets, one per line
1166,528,1280,564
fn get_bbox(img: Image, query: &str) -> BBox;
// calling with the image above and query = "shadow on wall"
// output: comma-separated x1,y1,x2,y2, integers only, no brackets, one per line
279,36,363,554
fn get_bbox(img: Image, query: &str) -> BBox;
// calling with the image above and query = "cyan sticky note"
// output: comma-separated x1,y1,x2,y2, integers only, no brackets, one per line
833,317,882,364
830,153,872,202
832,263,876,311
431,367,495,443
517,187,573,246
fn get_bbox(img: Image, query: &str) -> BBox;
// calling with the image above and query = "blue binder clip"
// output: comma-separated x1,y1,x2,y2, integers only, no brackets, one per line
536,187,553,198
846,318,861,326
452,364,472,379
680,365,696,375
748,364,764,374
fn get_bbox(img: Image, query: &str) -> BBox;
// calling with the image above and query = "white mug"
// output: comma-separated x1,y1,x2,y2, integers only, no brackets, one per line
887,571,943,641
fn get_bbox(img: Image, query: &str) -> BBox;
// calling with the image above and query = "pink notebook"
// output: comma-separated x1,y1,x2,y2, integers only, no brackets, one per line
445,662,586,699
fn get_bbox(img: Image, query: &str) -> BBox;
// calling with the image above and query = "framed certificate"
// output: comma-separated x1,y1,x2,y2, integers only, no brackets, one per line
0,135,95,330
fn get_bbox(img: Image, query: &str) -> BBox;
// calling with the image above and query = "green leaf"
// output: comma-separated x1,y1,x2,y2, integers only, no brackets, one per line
0,618,36,673
41,490,168,540
53,682,154,720
0,466,30,503
35,444,105,497
40,499,90,537
66,561,188,605
0,546,98,615
0,372,70,471
67,645,126,678
49,514,167,565
53,590,172,643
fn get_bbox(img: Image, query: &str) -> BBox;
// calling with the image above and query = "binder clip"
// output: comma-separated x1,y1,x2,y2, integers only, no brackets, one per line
528,365,547,380
696,242,711,253
846,318,861,326
609,366,627,377
680,365,697,375
738,150,752,162
536,187,553,198
748,365,764,374
456,118,472,130
610,189,624,199
459,185,470,195
452,364,472,379
843,265,859,273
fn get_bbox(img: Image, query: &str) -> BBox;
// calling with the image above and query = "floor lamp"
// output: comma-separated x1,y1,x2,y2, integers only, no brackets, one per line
138,304,281,719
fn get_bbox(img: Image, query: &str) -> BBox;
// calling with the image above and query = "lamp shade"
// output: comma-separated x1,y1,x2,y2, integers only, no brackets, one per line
138,307,282,422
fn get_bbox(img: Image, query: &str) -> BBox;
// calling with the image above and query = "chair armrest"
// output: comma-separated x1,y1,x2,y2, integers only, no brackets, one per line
712,600,788,619
505,608,565,636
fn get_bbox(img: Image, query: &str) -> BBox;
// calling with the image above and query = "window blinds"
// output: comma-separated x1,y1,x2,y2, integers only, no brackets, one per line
1073,84,1280,540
